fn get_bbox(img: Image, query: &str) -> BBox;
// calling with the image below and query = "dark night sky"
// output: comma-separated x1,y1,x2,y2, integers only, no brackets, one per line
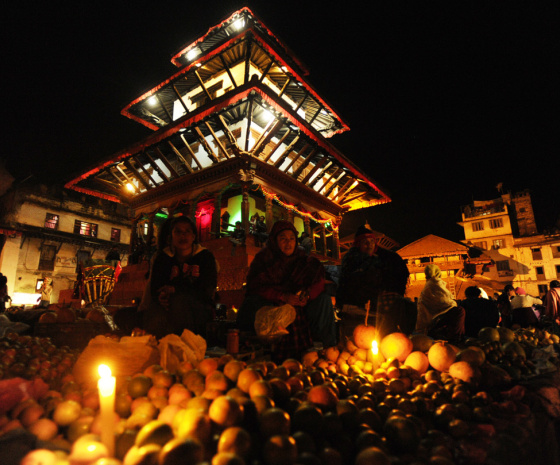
3,1,559,247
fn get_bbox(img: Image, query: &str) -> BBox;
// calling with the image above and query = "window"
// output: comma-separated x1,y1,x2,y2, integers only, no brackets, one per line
556,264,560,277
538,284,548,296
531,248,542,260
489,218,503,229
44,213,59,230
492,239,505,249
472,222,484,232
110,228,121,242
74,220,98,237
473,241,487,250
536,266,544,277
496,260,510,271
39,244,57,271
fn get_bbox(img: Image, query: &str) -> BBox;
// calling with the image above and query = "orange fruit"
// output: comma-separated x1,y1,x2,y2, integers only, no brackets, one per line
198,357,219,376
182,370,205,396
223,360,246,383
127,375,153,399
307,384,338,410
208,396,243,429
205,370,230,392
404,351,430,374
353,324,377,350
449,361,480,384
217,426,252,457
152,370,174,388
427,342,457,373
380,332,413,363
259,407,290,438
173,408,212,444
52,400,81,427
248,380,274,400
236,368,263,394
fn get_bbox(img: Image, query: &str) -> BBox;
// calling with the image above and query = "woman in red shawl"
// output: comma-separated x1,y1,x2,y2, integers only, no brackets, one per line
237,220,336,361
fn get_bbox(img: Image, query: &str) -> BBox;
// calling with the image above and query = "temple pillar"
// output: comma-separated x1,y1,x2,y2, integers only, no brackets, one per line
265,195,274,233
304,216,312,237
332,216,342,260
211,193,223,239
287,209,294,224
241,183,250,235
146,212,155,252
321,225,328,257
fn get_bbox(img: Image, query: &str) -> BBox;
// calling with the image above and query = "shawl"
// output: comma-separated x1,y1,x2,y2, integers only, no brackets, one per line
416,276,457,333
246,221,324,303
545,287,560,321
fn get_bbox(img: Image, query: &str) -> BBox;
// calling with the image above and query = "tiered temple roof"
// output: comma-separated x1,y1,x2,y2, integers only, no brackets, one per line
65,8,390,220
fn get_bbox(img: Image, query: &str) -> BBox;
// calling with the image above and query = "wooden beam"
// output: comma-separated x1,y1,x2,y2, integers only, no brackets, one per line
252,118,283,158
244,37,253,84
194,69,212,101
291,147,318,179
116,164,134,183
108,167,125,185
308,105,322,126
326,175,351,198
194,126,219,163
244,95,254,152
152,147,180,179
144,150,170,182
217,114,240,153
294,91,309,112
179,133,204,170
317,167,341,194
283,144,311,173
219,55,238,88
154,146,180,179
279,77,291,97
155,94,173,122
323,171,347,196
340,191,368,206
167,141,193,174
334,178,358,201
133,155,159,187
204,121,230,159
274,135,301,168
124,159,151,190
300,156,328,184
263,127,292,163
259,59,274,83
92,176,125,197
171,84,189,115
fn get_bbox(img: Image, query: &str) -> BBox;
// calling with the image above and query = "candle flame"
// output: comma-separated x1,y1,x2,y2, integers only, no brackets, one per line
371,340,378,355
98,364,111,378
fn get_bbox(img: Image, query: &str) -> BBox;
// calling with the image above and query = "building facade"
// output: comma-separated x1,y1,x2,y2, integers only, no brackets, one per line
0,179,131,306
459,190,560,298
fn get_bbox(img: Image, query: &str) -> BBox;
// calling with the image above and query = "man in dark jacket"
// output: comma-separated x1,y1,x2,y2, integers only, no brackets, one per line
461,286,500,337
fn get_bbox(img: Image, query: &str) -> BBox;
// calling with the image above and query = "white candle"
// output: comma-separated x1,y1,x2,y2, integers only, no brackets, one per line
371,340,379,372
97,364,116,456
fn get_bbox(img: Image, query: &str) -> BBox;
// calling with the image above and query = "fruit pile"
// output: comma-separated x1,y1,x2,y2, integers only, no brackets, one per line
2,325,559,465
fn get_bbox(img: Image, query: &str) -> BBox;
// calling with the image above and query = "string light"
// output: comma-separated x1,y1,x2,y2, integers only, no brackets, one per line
255,185,338,230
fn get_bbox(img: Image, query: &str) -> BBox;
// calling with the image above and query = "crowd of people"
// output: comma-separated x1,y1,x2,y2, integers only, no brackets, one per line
126,217,560,360
5,214,557,361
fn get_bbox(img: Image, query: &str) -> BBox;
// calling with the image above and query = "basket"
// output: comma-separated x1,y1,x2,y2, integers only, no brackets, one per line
34,321,110,349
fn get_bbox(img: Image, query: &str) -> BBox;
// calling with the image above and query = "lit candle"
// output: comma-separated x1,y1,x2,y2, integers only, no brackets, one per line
97,364,116,456
371,340,379,373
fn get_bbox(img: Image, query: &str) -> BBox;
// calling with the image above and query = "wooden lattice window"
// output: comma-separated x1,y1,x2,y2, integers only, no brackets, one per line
74,220,98,238
110,228,121,242
44,213,59,230
39,245,57,271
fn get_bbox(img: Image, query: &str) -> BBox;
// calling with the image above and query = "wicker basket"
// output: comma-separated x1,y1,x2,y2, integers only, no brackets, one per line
34,321,110,349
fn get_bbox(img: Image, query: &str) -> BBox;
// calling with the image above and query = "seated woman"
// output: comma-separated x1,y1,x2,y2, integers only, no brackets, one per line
416,264,464,342
237,220,336,361
142,216,218,339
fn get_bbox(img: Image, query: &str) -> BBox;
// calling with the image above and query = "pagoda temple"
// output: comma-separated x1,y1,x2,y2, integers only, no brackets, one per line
65,7,391,306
